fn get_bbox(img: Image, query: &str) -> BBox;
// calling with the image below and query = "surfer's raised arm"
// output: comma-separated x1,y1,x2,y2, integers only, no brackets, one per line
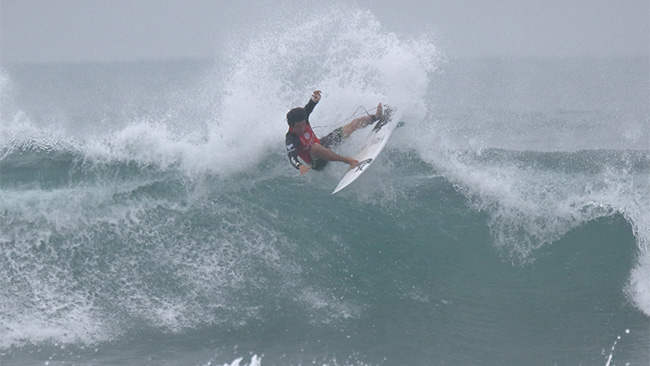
303,90,320,117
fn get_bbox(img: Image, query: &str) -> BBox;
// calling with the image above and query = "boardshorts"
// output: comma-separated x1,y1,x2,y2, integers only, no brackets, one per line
311,127,344,171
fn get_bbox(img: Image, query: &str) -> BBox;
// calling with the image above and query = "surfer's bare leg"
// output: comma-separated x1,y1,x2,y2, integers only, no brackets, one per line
342,103,383,138
311,143,359,168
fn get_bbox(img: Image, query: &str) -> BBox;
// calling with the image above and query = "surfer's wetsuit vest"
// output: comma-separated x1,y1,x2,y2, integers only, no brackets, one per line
288,124,320,166
285,98,319,170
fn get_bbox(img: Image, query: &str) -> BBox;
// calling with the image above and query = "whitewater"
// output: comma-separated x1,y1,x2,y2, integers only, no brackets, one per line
1,7,649,366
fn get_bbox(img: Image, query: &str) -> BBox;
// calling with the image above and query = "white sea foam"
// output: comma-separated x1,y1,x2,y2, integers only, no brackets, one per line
215,355,261,366
2,6,439,183
191,6,438,176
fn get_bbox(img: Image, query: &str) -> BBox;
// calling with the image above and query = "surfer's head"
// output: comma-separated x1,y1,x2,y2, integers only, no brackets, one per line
286,107,307,127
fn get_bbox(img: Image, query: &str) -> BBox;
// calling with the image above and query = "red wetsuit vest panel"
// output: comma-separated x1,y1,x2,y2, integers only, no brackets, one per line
290,125,320,165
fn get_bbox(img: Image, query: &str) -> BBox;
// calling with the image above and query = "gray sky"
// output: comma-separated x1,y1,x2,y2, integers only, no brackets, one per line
1,0,648,64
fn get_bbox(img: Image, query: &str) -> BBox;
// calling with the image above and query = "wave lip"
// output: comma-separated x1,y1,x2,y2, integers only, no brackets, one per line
415,148,650,315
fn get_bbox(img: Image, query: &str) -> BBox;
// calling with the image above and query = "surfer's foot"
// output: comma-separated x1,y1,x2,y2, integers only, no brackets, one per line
347,157,359,170
363,103,382,127
373,103,383,122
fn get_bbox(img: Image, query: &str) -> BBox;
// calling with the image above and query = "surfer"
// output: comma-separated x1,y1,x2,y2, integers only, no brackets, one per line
285,90,382,175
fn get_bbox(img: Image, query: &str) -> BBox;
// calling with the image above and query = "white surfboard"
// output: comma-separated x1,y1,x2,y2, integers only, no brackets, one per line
332,106,398,194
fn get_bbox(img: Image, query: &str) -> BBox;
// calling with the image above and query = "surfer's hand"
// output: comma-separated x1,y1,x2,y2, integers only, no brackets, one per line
299,165,311,175
311,90,321,103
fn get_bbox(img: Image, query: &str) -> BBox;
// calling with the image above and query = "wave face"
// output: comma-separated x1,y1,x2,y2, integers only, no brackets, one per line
1,6,649,366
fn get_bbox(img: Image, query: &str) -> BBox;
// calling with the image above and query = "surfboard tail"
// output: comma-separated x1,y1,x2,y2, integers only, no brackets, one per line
372,106,393,132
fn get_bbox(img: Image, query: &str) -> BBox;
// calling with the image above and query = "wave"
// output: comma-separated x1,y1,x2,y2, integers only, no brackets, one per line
416,147,650,322
1,6,648,355
1,141,648,348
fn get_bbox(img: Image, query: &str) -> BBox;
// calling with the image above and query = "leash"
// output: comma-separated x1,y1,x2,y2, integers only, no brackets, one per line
311,105,379,130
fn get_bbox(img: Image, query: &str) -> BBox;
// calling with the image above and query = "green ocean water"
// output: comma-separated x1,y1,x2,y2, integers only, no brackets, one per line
1,8,649,365
0,147,648,365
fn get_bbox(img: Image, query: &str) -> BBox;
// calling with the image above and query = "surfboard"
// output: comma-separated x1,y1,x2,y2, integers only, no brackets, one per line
332,106,398,194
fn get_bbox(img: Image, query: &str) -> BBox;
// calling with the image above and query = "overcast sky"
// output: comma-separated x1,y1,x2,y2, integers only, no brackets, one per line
1,0,648,64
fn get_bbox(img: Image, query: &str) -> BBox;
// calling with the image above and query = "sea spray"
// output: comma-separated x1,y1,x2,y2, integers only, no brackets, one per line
196,6,439,176
605,329,631,366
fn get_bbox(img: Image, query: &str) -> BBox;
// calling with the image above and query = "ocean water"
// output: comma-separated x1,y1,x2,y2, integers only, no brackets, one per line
1,8,649,366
